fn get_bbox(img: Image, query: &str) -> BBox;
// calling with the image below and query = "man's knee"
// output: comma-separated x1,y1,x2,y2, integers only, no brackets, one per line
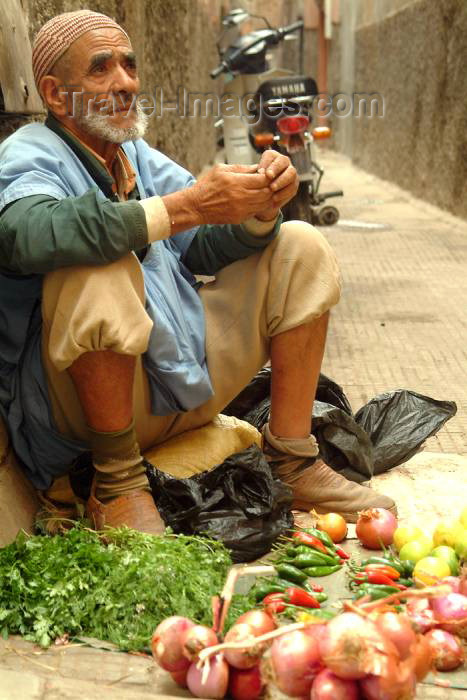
277,220,342,308
42,254,152,372
43,254,145,321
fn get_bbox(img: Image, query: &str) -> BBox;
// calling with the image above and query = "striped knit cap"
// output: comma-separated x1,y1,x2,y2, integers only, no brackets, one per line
32,10,130,89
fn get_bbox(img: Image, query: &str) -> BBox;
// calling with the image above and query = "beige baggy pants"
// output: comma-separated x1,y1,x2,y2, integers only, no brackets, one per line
41,221,341,451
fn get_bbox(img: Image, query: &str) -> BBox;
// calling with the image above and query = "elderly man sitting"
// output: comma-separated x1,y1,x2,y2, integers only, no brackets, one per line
0,10,395,534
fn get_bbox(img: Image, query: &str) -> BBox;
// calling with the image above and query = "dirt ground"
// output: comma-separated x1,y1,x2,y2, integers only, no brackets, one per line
0,147,466,699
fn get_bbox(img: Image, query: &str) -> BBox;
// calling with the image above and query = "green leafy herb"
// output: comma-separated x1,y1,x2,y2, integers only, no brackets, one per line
0,526,242,651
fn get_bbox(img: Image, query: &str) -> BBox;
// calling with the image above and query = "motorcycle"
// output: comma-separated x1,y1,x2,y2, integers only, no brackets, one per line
210,8,343,226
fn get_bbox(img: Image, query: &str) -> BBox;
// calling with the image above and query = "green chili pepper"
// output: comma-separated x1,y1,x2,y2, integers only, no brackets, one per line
353,584,400,600
398,578,414,587
303,564,341,577
312,592,328,603
276,563,308,584
275,578,306,591
287,545,334,559
252,581,288,602
361,556,405,575
400,560,415,577
309,609,336,620
291,552,340,569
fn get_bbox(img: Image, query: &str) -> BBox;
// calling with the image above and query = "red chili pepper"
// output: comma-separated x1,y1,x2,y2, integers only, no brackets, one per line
292,532,328,555
353,572,398,586
262,593,286,614
363,565,400,580
335,546,350,560
285,587,320,609
310,583,324,593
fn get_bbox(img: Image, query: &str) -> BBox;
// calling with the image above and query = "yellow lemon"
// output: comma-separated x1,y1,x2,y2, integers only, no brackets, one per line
459,506,467,529
413,556,451,586
398,537,433,564
433,521,464,548
430,546,459,575
393,526,425,552
454,529,467,560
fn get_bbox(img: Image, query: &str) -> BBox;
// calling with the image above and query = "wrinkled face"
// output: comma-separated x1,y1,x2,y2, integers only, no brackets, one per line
54,27,147,143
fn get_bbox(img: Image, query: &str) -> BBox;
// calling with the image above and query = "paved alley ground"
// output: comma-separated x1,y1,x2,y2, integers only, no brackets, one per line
319,148,466,456
0,148,466,699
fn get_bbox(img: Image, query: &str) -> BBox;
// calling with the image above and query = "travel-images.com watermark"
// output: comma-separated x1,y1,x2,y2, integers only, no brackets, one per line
62,86,385,124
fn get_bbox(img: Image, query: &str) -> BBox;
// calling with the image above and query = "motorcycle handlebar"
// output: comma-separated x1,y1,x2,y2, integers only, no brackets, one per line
210,63,227,79
210,19,304,79
279,20,304,36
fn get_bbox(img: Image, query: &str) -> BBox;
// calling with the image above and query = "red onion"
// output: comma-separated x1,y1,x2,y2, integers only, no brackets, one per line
319,612,398,680
170,668,188,688
356,508,397,549
444,576,461,593
268,628,323,697
234,609,276,636
228,664,263,700
359,657,416,700
304,623,328,641
311,668,359,700
375,612,417,660
405,598,436,634
151,615,194,671
430,592,467,638
182,624,218,661
186,654,229,699
223,623,263,670
424,629,464,671
410,634,432,681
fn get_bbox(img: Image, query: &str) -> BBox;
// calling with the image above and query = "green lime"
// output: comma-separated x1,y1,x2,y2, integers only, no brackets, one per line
399,537,433,564
393,526,425,552
454,529,467,560
430,546,459,575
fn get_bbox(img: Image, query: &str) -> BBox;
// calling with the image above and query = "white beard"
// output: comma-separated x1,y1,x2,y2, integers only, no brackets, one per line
74,100,149,144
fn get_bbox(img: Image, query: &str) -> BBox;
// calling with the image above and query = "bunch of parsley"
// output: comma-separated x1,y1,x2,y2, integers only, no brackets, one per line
0,526,252,651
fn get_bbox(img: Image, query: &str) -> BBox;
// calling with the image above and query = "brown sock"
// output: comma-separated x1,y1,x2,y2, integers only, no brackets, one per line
263,423,320,458
88,421,150,502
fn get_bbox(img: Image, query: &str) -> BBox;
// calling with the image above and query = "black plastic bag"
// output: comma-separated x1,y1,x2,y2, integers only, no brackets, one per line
224,368,271,420
225,369,352,424
146,444,293,562
225,369,457,482
355,390,457,474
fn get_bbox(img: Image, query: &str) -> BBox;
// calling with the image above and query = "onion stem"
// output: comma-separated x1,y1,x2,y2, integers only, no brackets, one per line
216,564,276,634
198,621,305,664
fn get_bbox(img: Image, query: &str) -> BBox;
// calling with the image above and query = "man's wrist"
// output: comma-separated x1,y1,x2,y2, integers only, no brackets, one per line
242,212,280,237
255,208,280,222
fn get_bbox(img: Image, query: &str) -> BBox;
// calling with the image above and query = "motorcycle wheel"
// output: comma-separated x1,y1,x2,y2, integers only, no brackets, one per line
317,205,339,226
283,181,312,224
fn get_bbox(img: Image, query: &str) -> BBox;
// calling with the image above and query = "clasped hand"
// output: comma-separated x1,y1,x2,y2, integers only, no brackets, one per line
191,151,299,225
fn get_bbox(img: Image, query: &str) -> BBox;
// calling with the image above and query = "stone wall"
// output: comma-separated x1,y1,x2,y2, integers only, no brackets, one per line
330,0,467,219
1,0,223,174
0,0,307,174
